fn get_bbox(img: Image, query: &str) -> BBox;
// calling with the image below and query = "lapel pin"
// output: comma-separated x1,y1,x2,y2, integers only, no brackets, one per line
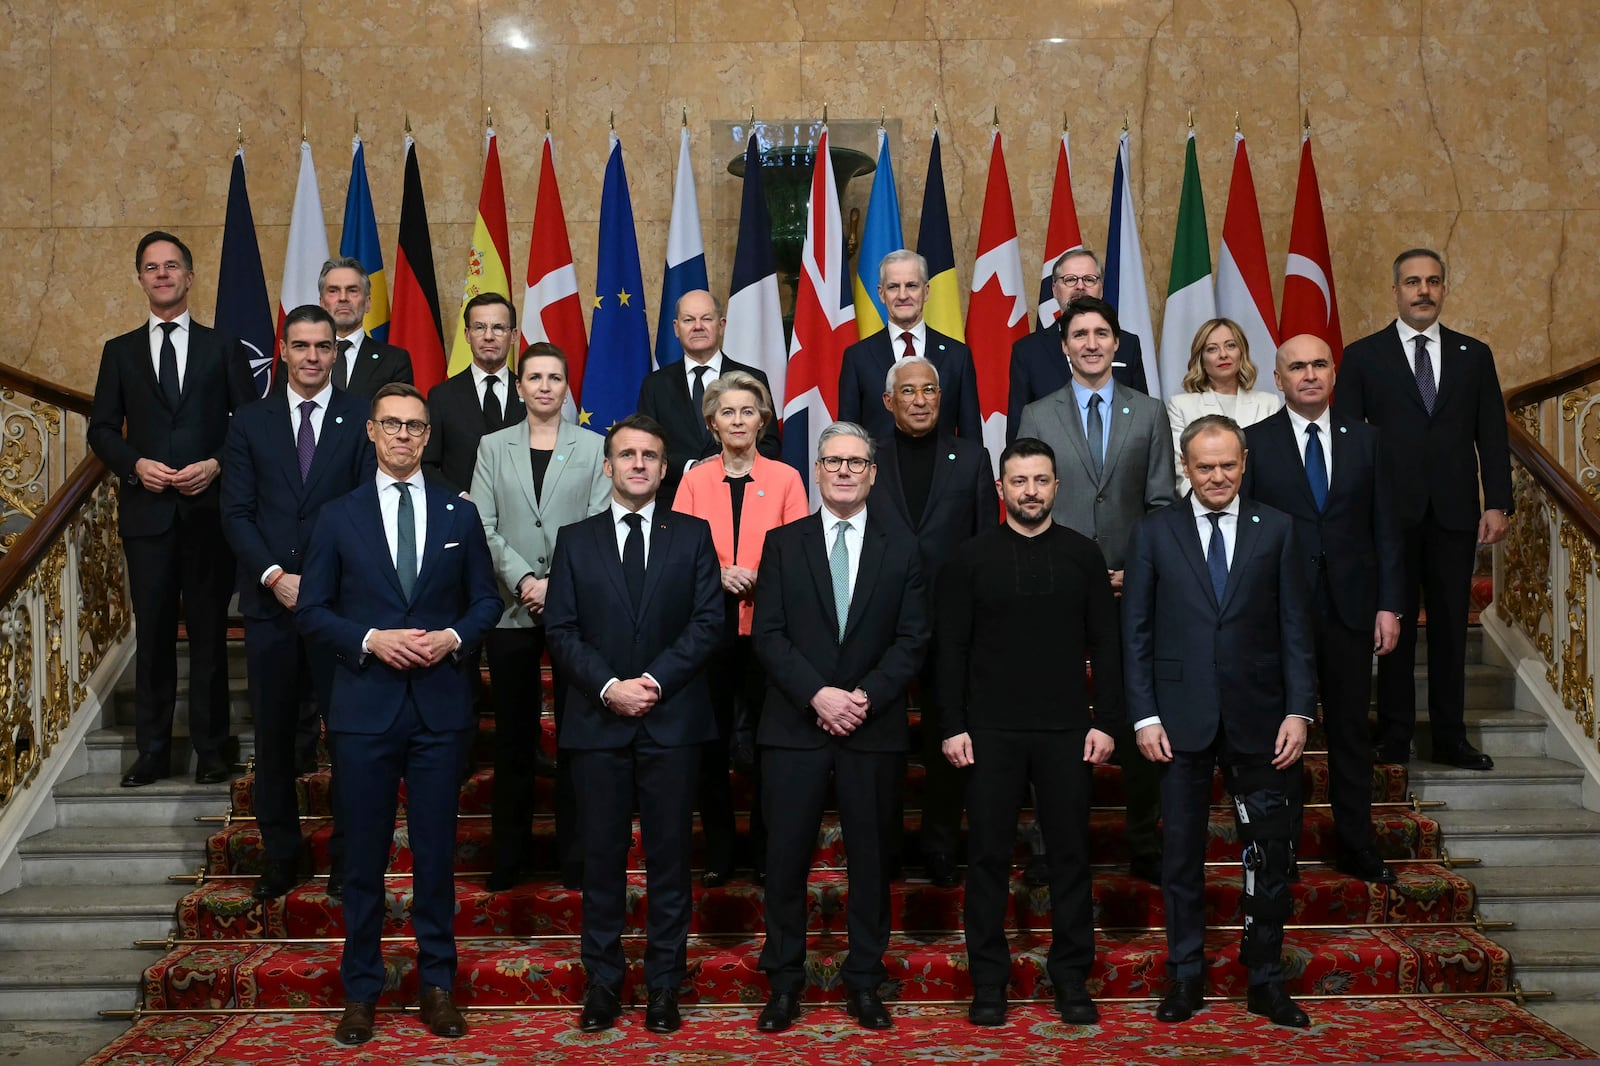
938,343,946,351
947,452,956,460
371,352,379,359
1338,425,1347,434
757,489,766,497
1122,407,1130,415
446,503,455,511
556,454,566,461
334,416,343,424
1251,514,1260,523
1459,344,1467,351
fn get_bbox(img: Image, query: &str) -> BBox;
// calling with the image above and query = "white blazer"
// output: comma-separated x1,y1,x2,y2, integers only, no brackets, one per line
1168,388,1282,494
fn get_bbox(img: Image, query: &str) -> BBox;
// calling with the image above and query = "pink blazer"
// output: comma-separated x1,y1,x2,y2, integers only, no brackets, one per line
673,452,810,635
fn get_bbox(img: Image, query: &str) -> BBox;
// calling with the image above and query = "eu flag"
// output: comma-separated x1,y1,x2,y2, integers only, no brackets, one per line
581,134,651,432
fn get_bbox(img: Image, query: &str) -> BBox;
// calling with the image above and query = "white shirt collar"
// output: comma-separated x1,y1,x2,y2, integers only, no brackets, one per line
821,503,868,535
1395,319,1441,349
683,351,724,377
288,381,335,410
889,321,926,348
336,326,366,349
148,310,192,333
1190,493,1241,521
470,361,507,387
376,467,425,493
610,498,657,525
1284,405,1331,440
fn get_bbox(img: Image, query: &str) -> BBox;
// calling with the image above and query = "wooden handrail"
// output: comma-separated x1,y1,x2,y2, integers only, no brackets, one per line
0,365,92,416
1502,356,1600,543
1504,357,1600,412
0,453,108,603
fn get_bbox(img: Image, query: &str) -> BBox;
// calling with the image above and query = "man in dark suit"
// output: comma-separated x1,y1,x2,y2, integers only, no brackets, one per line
1124,414,1316,1029
296,383,503,1046
221,305,377,901
88,230,254,787
751,421,931,1033
1244,334,1404,884
319,257,413,399
544,413,724,1035
838,250,981,441
1007,249,1148,443
1335,249,1512,771
636,288,782,508
872,355,995,886
421,292,526,495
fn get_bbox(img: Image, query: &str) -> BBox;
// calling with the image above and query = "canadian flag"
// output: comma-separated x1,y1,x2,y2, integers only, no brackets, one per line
1037,130,1084,326
1280,130,1343,359
520,133,589,421
968,130,1031,472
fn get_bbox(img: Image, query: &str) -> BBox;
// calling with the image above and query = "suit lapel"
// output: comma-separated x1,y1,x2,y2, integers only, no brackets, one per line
1431,327,1465,415
1100,386,1134,484
875,446,916,531
172,326,211,416
1386,325,1433,416
507,433,541,515
356,482,407,602
347,337,377,396
595,513,634,615
410,484,453,599
843,518,886,640
299,394,351,499
922,435,957,528
1219,502,1265,615
802,514,842,637
129,326,168,409
1169,500,1216,610
637,509,675,617
269,395,307,496
1052,393,1097,482
1269,411,1319,513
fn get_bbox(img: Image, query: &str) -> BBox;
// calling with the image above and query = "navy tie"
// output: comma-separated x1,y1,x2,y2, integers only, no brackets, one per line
1305,423,1328,511
1086,394,1105,481
1206,512,1228,605
1413,335,1436,414
622,513,645,610
157,321,180,408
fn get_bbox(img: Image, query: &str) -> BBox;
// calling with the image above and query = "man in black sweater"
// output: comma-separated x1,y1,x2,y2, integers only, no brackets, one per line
936,437,1121,1028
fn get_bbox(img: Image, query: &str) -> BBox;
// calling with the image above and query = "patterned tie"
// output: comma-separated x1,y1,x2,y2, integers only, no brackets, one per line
1305,423,1328,511
690,365,710,444
296,400,318,482
158,321,180,408
1206,512,1228,605
900,331,915,360
1086,393,1105,480
334,340,352,390
395,482,417,600
621,513,645,610
482,373,502,429
830,520,852,641
1412,335,1436,414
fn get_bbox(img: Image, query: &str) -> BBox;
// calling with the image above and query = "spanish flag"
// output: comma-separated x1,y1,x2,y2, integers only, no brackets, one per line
447,125,513,376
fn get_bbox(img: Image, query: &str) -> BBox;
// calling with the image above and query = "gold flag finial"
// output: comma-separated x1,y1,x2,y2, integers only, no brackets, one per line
933,106,939,127
1187,109,1194,129
609,110,615,131
1063,111,1069,133
404,113,412,134
823,102,829,124
544,109,550,133
880,107,885,129
750,105,756,125
682,105,688,128
486,105,493,128
1304,108,1311,131
353,114,359,136
301,120,308,141
236,121,244,148
1122,110,1129,132
992,105,999,127
1234,111,1241,133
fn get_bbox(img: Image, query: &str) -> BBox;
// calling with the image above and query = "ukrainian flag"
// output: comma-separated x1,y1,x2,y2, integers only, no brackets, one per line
851,128,903,337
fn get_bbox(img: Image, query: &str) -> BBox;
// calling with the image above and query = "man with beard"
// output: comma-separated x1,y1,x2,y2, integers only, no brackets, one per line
937,437,1120,1027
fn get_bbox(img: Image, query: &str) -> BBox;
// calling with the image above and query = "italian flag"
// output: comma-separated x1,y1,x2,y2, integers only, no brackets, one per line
1157,130,1216,400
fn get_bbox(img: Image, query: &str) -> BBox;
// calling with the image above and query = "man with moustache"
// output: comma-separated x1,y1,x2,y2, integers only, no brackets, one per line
938,437,1120,1027
222,305,376,901
1007,249,1149,443
636,289,781,508
89,230,255,787
318,257,413,399
1334,249,1512,771
422,293,526,495
838,250,981,441
1244,334,1403,884
751,422,930,1033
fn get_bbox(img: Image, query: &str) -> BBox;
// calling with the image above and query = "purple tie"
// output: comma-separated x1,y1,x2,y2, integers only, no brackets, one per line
296,400,317,481
1413,335,1436,414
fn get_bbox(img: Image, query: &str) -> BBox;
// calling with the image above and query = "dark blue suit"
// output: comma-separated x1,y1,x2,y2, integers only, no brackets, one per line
296,478,502,1004
1006,325,1147,442
544,505,723,993
221,389,375,868
838,327,981,440
1122,496,1315,986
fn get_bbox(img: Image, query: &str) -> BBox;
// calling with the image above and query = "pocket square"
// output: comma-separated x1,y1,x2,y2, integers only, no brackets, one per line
444,541,461,549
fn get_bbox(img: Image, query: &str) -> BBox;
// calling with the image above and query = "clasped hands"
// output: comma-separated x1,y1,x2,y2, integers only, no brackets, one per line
606,677,660,718
135,457,219,495
367,629,459,670
813,686,870,736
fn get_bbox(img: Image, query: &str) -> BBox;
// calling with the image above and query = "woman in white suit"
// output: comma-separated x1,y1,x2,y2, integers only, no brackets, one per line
1167,317,1281,493
472,342,611,892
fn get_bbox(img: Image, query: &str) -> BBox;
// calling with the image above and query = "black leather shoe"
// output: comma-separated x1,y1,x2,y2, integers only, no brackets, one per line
1022,855,1050,888
644,987,681,1033
845,987,892,1030
925,853,960,889
967,986,1007,1026
194,753,231,785
486,865,528,893
334,1001,376,1045
1129,854,1163,886
701,869,732,889
1155,977,1206,1022
1374,742,1411,765
121,753,170,788
1336,847,1398,884
757,991,800,1032
418,986,467,1037
252,860,301,901
578,984,622,1032
1054,976,1098,1024
1247,982,1310,1028
1433,742,1494,771
325,866,344,902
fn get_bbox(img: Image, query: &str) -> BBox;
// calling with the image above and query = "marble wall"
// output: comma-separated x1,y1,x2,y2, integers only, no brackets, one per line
5,0,1597,393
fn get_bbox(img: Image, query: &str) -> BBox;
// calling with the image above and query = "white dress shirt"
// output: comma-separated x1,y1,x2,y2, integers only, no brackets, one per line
362,469,459,656
335,327,367,383
470,361,511,411
260,382,336,585
147,311,192,390
821,503,868,599
1284,406,1334,486
1395,320,1443,393
890,321,926,361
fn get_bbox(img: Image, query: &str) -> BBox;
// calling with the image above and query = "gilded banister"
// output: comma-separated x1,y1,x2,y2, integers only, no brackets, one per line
1499,360,1600,753
0,365,93,553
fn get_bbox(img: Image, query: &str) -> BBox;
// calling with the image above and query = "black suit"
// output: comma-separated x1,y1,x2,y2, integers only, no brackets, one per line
636,353,783,506
1334,322,1512,754
421,366,525,495
1122,497,1316,987
838,328,981,440
221,388,376,868
873,432,996,865
752,510,930,995
1006,326,1148,443
1245,409,1403,854
88,317,254,766
340,334,413,398
544,504,723,994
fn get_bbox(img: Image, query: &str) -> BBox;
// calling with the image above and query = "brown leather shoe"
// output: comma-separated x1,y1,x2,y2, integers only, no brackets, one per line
418,986,467,1038
334,1001,376,1045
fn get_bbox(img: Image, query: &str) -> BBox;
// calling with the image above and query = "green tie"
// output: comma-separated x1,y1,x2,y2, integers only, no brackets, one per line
830,520,852,641
395,482,417,600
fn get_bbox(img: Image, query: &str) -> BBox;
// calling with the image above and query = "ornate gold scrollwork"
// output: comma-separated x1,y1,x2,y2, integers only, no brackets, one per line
1498,463,1555,685
1558,520,1595,739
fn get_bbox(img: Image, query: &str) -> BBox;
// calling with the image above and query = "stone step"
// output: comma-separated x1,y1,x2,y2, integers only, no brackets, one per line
0,949,155,1019
0,885,179,950
1406,756,1583,810
110,682,253,727
162,641,249,680
1469,865,1600,930
1527,1002,1600,1053
1487,928,1600,1000
0,1020,127,1066
1411,706,1549,758
15,827,210,886
1394,663,1514,712
50,774,233,828
83,727,256,777
1431,808,1600,865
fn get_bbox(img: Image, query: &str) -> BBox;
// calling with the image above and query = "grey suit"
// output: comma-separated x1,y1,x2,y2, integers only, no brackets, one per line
470,418,611,885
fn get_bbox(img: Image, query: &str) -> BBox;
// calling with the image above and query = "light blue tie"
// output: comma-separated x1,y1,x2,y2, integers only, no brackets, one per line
395,482,417,601
830,520,851,641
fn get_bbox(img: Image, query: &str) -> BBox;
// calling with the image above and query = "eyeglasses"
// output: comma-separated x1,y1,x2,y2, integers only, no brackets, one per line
1053,274,1101,288
467,323,513,337
818,456,872,474
895,384,941,398
141,260,186,274
373,417,429,436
